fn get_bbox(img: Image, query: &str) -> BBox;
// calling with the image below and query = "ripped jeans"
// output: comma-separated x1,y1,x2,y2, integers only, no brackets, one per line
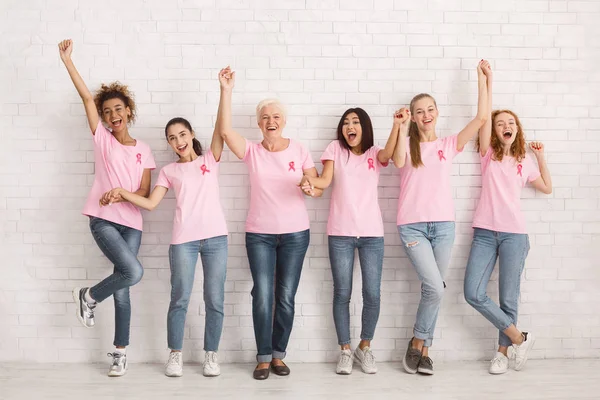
398,222,455,347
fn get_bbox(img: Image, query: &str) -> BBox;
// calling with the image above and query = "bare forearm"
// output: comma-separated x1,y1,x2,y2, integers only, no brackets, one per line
62,59,93,101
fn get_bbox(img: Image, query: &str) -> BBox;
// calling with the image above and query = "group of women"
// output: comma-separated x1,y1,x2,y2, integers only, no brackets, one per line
58,38,552,379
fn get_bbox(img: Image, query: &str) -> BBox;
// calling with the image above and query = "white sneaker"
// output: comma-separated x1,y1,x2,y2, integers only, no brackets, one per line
489,352,509,375
513,332,535,371
353,346,377,374
336,349,353,375
165,351,183,377
107,351,127,377
203,351,220,377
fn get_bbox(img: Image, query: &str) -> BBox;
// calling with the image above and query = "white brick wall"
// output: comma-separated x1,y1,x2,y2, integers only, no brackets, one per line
1,0,599,363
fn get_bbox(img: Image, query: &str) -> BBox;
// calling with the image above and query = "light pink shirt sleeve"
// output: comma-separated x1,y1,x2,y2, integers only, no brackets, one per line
444,134,463,159
155,167,171,189
300,141,315,171
525,155,541,183
320,141,337,163
143,146,156,170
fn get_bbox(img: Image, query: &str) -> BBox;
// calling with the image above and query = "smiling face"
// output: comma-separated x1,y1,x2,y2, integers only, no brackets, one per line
341,112,363,150
257,104,286,139
493,111,518,147
410,97,438,134
166,123,195,159
101,98,131,134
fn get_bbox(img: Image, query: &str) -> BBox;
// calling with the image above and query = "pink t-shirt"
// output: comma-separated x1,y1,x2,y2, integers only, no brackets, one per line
321,140,387,237
472,147,541,234
243,138,315,234
82,121,156,230
396,135,462,225
155,151,228,245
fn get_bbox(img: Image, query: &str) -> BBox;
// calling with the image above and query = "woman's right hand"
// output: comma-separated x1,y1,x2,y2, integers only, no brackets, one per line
394,107,411,133
99,188,124,207
218,66,235,91
58,39,73,63
299,175,315,197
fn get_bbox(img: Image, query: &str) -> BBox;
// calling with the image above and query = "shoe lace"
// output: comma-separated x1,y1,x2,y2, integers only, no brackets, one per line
168,352,181,366
408,348,421,364
107,352,124,366
420,356,433,368
205,352,217,366
84,302,96,319
490,355,503,368
340,351,352,365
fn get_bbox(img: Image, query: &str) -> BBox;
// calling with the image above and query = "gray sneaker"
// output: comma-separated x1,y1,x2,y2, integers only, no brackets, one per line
417,355,434,375
107,352,128,377
73,287,95,328
402,338,422,374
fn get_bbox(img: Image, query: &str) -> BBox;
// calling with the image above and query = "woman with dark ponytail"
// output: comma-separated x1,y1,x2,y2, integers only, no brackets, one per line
104,115,228,378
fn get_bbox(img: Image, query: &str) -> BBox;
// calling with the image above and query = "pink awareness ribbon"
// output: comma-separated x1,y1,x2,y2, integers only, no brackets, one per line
288,161,295,172
201,164,210,175
368,158,375,170
517,164,523,176
136,153,142,164
438,150,446,161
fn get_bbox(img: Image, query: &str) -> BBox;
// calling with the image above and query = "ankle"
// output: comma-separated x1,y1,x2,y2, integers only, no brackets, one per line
358,340,370,350
341,344,351,351
411,338,424,351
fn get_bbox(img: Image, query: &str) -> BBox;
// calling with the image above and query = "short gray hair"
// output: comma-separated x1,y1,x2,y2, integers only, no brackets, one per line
256,98,287,121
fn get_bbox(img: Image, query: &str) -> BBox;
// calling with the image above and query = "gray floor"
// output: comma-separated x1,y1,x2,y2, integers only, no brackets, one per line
1,360,597,399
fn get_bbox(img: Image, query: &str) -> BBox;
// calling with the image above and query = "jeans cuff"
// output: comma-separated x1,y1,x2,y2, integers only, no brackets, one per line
257,354,272,363
413,329,429,342
359,336,373,342
272,350,286,360
338,339,352,346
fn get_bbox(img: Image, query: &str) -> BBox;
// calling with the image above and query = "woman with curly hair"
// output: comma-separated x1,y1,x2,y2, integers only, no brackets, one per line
58,39,156,376
464,64,552,375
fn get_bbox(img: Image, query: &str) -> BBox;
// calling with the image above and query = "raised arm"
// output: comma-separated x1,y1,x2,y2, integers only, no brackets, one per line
217,67,246,159
101,185,168,211
211,72,225,161
478,60,493,156
391,108,410,168
456,59,489,152
58,39,99,133
377,114,401,165
529,142,552,194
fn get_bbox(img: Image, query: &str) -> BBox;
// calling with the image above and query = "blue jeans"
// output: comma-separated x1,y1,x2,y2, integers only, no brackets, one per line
328,236,384,345
246,230,310,363
398,222,455,348
464,228,530,347
88,217,144,347
167,235,228,352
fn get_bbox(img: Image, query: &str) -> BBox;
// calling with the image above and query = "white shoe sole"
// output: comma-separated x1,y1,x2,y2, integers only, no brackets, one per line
108,369,127,377
489,369,508,375
72,288,93,329
165,370,183,377
353,354,377,374
417,367,434,375
402,355,418,374
515,335,536,371
203,369,220,377
336,367,352,375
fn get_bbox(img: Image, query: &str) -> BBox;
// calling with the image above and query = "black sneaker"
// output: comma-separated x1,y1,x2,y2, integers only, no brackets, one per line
72,287,95,328
417,355,434,375
402,338,422,374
